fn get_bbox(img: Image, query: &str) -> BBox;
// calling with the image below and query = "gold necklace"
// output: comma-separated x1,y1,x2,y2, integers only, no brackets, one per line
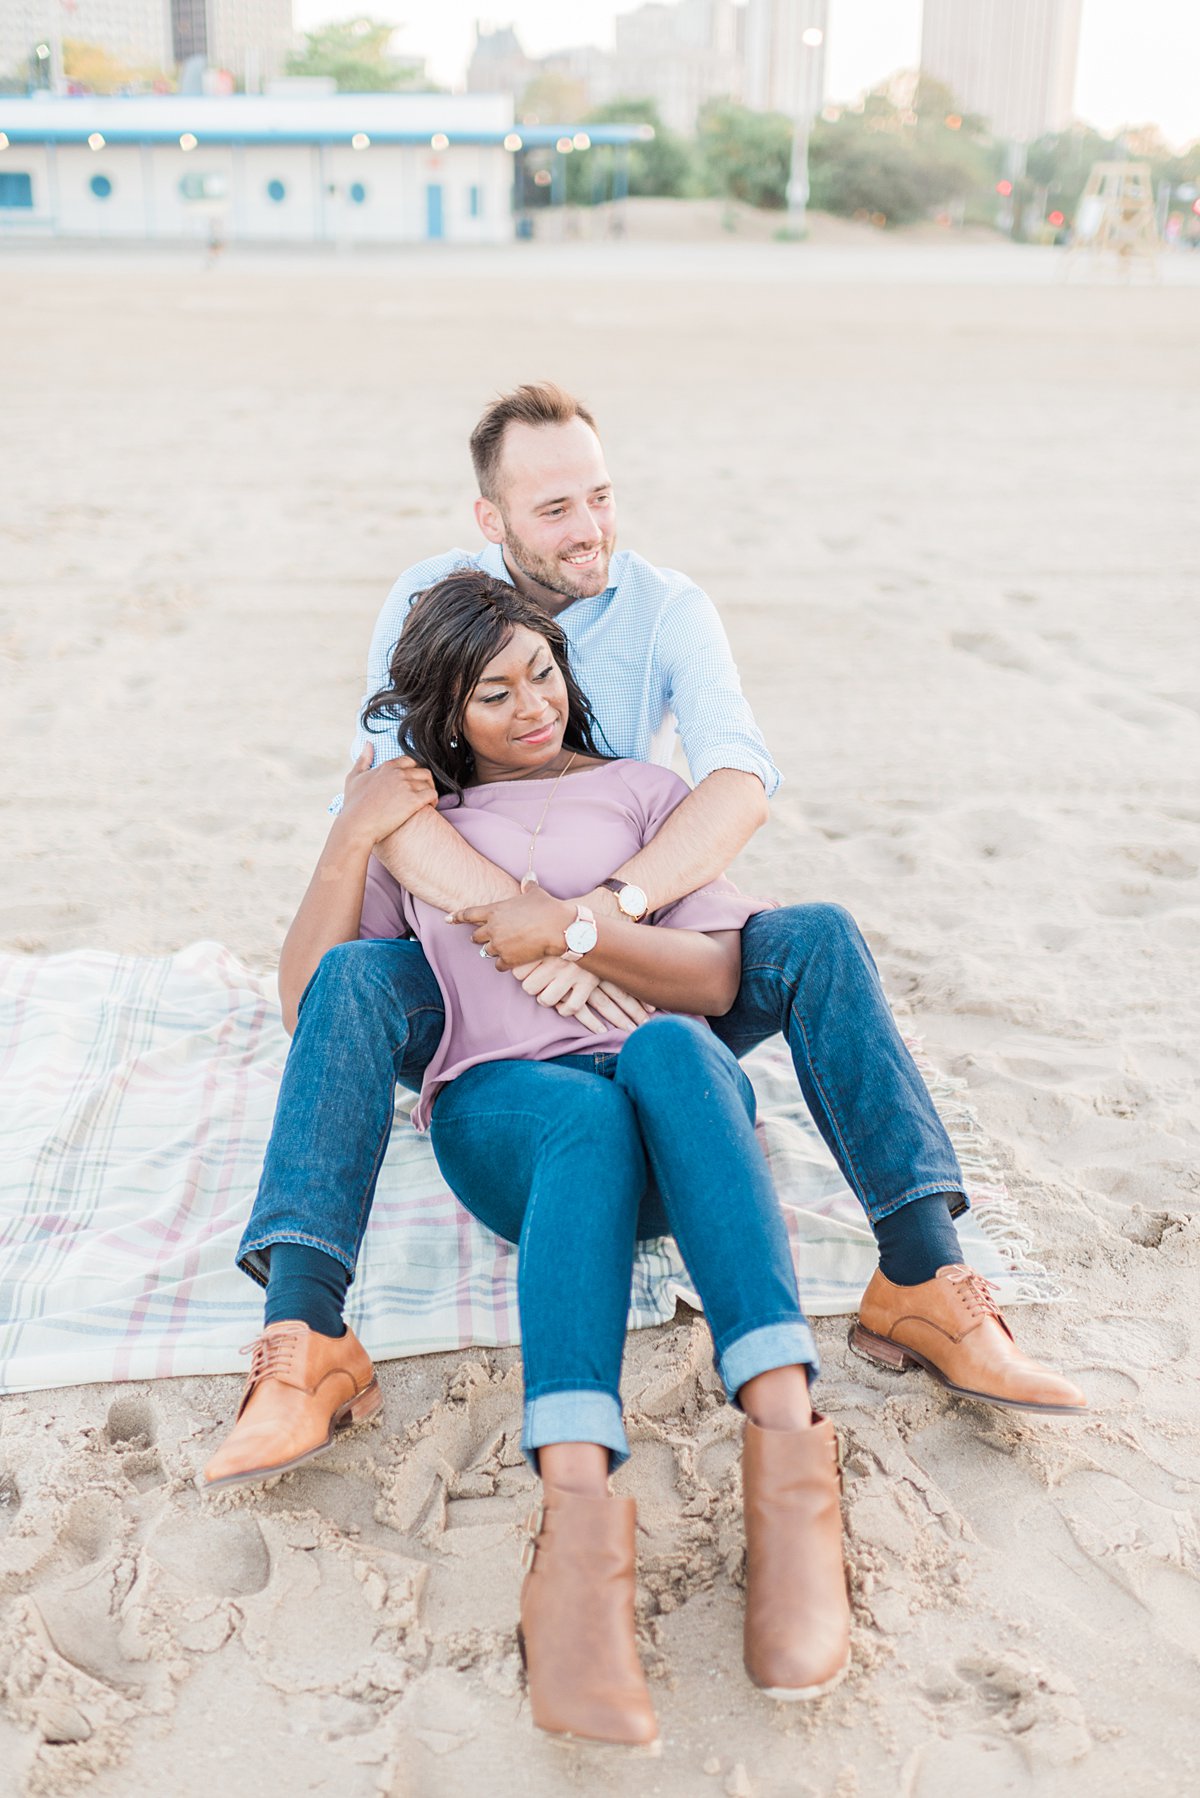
519,751,577,892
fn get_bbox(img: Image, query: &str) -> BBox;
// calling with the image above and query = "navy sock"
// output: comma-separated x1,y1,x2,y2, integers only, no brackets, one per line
264,1242,349,1339
873,1192,965,1287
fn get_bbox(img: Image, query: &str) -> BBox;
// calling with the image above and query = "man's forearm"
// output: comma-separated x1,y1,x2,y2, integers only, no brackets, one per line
583,768,768,915
374,805,520,911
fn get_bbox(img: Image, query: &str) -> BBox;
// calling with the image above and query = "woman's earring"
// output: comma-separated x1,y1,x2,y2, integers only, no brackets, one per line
450,736,458,748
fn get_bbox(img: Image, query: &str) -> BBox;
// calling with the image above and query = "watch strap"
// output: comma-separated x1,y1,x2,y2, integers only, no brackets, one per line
561,903,598,962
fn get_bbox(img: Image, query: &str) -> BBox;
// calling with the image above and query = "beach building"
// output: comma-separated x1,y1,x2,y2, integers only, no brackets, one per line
0,92,650,243
920,0,1082,142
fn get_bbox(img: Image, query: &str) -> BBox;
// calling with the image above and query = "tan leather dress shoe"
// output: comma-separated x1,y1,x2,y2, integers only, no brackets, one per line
850,1265,1087,1414
518,1488,659,1747
198,1320,381,1491
742,1415,851,1700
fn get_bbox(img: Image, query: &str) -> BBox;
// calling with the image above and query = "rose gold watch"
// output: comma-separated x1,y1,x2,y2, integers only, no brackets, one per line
601,878,649,921
561,903,598,962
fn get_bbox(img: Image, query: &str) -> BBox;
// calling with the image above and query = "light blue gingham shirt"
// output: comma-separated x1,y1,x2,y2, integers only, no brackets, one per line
339,542,781,802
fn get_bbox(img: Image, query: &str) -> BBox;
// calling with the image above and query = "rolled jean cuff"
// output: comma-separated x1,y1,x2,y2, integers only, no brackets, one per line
521,1390,629,1474
718,1321,821,1404
236,1230,357,1291
869,1180,971,1225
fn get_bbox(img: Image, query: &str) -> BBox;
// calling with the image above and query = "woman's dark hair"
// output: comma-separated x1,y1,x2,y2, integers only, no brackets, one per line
361,569,610,802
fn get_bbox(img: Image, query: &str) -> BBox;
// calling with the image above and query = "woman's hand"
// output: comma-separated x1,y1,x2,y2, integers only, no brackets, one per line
449,887,574,972
512,960,652,1034
337,745,438,851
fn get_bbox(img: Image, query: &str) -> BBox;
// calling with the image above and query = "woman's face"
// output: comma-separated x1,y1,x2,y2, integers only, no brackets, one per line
461,623,570,781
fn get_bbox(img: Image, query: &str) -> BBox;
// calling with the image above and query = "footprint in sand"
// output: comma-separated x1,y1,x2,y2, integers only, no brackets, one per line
954,1651,1093,1771
1056,1470,1200,1656
1067,1314,1187,1369
0,1472,19,1533
949,631,1034,675
104,1395,157,1449
146,1510,271,1598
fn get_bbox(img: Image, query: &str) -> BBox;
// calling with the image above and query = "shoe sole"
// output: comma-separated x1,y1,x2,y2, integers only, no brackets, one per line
847,1323,1087,1415
749,1659,850,1703
196,1376,383,1492
515,1624,661,1752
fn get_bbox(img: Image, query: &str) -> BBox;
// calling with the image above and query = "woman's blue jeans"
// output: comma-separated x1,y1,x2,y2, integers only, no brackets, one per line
428,1018,819,1470
237,904,966,1458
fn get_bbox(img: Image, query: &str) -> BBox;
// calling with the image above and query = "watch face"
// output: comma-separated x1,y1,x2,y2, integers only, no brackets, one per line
620,884,648,920
565,917,598,956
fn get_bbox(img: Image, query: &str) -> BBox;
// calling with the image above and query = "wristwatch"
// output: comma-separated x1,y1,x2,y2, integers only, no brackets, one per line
561,903,599,962
601,878,649,922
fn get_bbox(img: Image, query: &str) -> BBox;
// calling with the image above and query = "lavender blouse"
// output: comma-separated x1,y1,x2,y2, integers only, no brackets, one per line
358,760,774,1130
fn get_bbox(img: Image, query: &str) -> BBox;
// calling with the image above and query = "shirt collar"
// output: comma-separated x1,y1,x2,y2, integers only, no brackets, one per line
477,539,619,607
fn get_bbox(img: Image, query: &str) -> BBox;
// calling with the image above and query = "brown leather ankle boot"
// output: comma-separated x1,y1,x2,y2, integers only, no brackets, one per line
742,1414,851,1700
518,1487,659,1747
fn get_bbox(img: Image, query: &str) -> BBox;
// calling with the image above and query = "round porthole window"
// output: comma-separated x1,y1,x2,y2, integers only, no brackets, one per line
90,173,112,199
266,178,286,203
349,181,367,205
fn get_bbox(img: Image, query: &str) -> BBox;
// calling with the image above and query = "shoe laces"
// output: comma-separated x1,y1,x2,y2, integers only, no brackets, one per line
240,1323,304,1392
941,1265,1003,1324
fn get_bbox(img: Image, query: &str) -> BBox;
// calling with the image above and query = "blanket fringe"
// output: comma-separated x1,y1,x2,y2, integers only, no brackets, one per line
909,1039,1066,1304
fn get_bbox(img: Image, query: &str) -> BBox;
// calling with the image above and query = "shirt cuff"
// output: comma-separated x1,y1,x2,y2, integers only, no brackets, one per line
686,746,782,799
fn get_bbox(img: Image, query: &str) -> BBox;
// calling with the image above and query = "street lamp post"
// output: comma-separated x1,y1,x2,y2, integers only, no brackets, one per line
787,21,825,236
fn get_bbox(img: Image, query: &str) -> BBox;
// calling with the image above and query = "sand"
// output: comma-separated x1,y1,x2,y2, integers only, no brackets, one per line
1,235,1198,1798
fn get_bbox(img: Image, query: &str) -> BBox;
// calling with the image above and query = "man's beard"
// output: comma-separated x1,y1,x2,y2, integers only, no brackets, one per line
502,523,613,602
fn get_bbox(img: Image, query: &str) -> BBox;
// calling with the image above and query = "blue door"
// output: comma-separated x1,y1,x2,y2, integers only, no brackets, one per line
425,183,444,240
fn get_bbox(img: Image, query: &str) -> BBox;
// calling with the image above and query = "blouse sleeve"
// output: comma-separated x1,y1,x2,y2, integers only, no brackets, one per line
652,877,776,934
358,855,413,941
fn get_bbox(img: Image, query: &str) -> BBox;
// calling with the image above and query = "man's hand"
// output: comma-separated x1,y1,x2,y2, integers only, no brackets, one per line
339,746,438,850
510,960,651,1035
449,887,574,971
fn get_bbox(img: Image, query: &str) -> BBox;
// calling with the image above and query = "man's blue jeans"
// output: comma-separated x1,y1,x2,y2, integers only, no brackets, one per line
427,1018,818,1468
238,904,966,1296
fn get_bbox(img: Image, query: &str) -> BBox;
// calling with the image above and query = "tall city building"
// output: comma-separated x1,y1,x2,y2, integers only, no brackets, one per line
1,0,173,81
0,0,293,89
920,0,1082,141
468,3,741,135
171,0,294,91
612,0,740,132
742,0,828,119
466,25,535,100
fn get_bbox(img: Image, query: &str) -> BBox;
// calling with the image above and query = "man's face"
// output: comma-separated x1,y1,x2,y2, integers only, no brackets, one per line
478,418,617,604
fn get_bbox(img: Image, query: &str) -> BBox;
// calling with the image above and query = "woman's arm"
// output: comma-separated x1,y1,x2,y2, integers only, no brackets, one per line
449,887,743,1018
277,748,438,1033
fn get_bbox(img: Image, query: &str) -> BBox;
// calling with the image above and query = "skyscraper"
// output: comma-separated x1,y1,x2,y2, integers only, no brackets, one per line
742,0,828,119
920,0,1082,142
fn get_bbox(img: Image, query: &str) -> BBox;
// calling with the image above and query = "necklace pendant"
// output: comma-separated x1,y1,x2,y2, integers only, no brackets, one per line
520,873,540,893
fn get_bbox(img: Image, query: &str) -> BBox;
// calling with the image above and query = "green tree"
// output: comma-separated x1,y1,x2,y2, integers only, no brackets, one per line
1024,123,1123,225
697,100,792,209
286,17,422,92
808,86,996,227
565,98,695,203
519,69,587,125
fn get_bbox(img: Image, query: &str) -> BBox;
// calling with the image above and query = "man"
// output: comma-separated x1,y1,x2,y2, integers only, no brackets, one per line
204,383,1082,1493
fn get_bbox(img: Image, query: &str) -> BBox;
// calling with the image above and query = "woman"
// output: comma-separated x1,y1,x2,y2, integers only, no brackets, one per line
202,571,890,1739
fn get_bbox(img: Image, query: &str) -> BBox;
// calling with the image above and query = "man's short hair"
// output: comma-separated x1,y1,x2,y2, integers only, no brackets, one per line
470,382,600,502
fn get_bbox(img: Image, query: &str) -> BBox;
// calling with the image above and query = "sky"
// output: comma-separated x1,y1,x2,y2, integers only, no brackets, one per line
292,0,1200,148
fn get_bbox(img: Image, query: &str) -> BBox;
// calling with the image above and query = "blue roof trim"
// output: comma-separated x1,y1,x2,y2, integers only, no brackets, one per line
0,125,647,149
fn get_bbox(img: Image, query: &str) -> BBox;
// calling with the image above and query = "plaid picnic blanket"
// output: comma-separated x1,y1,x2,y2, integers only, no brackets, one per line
0,943,1059,1396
